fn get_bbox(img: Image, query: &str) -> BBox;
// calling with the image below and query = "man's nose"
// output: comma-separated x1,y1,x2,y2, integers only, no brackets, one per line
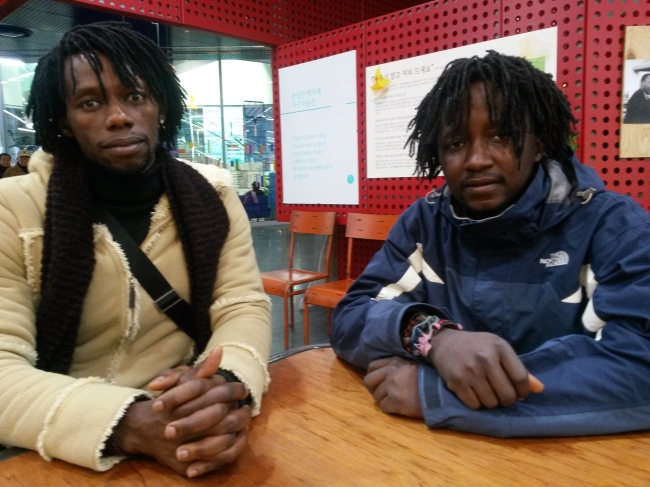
105,102,133,128
465,139,492,171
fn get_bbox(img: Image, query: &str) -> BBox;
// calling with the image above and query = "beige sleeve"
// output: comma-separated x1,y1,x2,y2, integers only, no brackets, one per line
0,190,149,472
195,186,271,416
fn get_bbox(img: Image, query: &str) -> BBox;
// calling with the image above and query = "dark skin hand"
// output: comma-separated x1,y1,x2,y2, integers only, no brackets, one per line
428,328,542,409
364,356,423,418
364,329,545,417
113,347,252,478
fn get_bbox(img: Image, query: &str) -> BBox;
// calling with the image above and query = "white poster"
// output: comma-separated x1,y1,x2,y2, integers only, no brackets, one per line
279,50,359,204
366,27,558,179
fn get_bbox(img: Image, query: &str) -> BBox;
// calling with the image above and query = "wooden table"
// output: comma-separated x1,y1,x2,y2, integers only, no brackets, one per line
2,347,649,486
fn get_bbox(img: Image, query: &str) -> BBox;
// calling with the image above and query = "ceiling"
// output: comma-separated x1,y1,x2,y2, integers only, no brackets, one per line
0,0,272,64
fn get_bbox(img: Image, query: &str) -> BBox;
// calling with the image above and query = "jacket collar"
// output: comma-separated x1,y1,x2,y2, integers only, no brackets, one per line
437,154,604,246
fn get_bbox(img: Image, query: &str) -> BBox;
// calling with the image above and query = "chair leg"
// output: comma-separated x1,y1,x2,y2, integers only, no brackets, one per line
289,294,294,328
326,308,331,336
303,298,310,346
283,295,289,350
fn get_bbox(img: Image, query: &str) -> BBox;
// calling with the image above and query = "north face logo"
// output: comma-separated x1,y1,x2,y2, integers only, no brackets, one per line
540,251,569,268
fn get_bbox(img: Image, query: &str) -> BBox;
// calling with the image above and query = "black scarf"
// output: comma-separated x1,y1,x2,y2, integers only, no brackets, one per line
35,149,230,374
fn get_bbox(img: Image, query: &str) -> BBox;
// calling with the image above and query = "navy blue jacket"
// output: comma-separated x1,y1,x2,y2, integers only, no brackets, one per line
331,156,650,437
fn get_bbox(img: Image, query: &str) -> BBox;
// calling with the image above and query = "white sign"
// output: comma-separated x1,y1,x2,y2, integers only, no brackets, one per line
279,50,359,204
366,28,558,179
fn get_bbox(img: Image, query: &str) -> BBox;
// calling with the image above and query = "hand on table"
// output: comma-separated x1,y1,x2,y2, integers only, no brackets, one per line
428,329,544,410
114,347,252,478
363,356,423,419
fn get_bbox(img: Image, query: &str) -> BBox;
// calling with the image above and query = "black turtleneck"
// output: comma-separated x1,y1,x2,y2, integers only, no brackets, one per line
88,160,164,245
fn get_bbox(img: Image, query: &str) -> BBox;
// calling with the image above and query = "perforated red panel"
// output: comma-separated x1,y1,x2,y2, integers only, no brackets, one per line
273,0,650,277
274,1,502,226
273,1,501,276
61,1,424,45
74,0,182,24
584,0,650,212
502,0,586,168
362,1,501,215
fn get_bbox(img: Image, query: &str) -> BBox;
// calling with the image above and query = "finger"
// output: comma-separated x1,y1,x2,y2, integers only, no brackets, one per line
148,366,192,391
363,366,388,393
455,386,482,410
528,373,545,393
366,357,393,374
154,375,224,413
166,402,231,439
167,401,250,439
187,431,248,477
186,460,219,479
485,364,518,407
210,407,251,436
177,429,248,469
499,349,530,401
371,379,388,407
195,346,223,380
469,376,501,409
171,382,248,419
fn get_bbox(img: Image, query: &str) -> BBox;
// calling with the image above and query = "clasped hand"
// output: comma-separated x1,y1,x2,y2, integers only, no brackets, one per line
113,346,251,478
364,329,544,417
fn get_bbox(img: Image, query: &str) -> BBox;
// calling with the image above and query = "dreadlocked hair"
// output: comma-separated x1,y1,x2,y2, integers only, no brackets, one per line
27,21,185,160
29,23,229,374
405,50,578,180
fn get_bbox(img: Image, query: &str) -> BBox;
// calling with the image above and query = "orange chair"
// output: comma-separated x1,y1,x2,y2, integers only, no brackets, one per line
261,210,337,349
302,212,399,345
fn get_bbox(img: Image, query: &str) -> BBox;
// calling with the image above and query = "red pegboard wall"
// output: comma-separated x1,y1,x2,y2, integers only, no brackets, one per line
274,1,503,227
273,0,650,278
583,0,650,212
63,0,424,46
74,0,182,24
501,0,586,169
362,0,501,217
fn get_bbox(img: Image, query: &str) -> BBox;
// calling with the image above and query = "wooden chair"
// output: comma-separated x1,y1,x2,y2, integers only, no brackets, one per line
261,210,337,349
302,212,399,345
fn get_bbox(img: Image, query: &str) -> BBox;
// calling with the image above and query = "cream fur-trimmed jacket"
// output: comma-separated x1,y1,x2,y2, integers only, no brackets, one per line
0,150,271,471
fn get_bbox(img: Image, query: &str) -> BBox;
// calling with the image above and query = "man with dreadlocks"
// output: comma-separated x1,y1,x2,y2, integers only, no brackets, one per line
0,22,270,477
331,51,650,437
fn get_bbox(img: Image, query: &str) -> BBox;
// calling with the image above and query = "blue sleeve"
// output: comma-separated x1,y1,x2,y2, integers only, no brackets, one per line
419,322,650,437
419,197,650,437
331,203,451,369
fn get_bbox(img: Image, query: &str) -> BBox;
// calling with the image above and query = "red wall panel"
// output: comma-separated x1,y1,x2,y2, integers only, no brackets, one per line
502,0,586,172
272,0,650,277
73,0,182,24
60,0,424,45
583,0,650,212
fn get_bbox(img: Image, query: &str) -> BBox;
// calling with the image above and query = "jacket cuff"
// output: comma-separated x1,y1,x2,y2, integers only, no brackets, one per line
418,364,447,429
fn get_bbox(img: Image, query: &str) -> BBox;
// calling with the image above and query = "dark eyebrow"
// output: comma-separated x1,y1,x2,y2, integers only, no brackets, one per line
67,85,103,102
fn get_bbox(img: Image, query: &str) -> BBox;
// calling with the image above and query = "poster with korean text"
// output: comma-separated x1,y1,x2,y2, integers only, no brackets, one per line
279,50,359,204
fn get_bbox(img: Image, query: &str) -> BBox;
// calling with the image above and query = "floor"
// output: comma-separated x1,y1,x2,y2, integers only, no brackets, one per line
250,220,333,356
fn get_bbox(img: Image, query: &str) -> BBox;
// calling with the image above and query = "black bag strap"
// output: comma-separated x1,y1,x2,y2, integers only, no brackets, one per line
92,204,196,341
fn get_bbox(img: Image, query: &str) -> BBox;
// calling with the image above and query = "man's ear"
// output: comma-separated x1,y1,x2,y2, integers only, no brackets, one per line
534,138,544,162
59,117,74,138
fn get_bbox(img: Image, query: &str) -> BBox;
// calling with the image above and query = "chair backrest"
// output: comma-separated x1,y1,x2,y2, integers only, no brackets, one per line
288,211,337,271
344,213,399,280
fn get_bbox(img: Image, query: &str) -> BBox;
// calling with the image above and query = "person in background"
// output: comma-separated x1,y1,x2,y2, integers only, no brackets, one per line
623,73,650,124
0,22,271,478
331,51,650,438
243,181,264,204
2,149,30,178
0,153,11,177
